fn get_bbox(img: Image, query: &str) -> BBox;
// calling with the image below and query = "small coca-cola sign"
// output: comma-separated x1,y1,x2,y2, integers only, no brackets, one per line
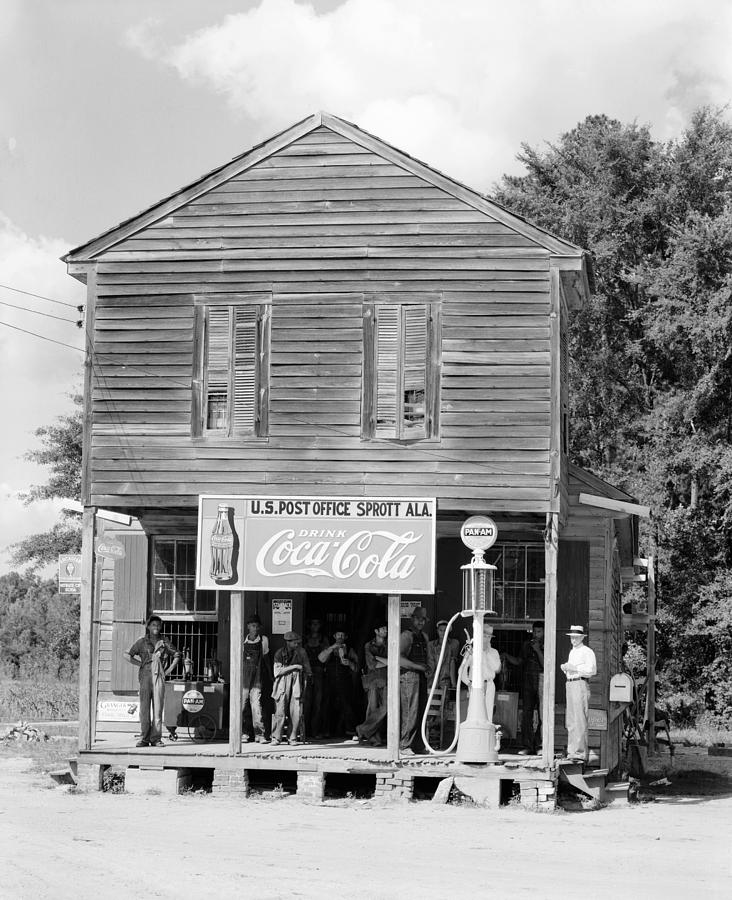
95,539,126,560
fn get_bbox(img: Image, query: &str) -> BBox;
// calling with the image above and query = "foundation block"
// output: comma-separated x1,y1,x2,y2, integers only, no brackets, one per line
212,769,250,797
297,771,325,802
125,767,193,795
74,762,106,792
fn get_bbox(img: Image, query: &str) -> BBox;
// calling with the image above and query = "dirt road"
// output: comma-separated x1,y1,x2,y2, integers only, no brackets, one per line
1,753,730,900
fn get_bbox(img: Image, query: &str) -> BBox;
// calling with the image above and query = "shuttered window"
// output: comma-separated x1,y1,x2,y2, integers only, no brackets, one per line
363,299,440,441
192,301,270,439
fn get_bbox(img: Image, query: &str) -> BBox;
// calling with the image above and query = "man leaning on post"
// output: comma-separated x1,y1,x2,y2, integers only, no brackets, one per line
399,607,434,754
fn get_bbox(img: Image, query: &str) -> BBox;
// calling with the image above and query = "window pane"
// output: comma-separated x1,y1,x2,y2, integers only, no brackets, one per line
527,548,544,583
501,585,524,620
176,541,195,578
503,547,525,584
195,590,217,613
153,578,174,611
527,586,544,620
403,388,425,424
486,547,503,580
154,542,175,576
206,392,228,430
175,579,196,613
493,583,505,617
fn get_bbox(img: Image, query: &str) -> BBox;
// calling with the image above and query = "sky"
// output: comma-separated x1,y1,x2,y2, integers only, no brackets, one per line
1,0,732,575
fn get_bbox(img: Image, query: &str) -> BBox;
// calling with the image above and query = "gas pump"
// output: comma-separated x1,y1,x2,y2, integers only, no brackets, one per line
420,516,500,764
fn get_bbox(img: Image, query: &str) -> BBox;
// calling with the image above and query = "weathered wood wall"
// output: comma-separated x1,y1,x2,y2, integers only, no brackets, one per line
88,126,553,513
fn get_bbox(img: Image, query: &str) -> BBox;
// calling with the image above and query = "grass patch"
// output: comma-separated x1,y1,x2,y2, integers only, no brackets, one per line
670,725,732,748
0,679,78,721
0,735,77,774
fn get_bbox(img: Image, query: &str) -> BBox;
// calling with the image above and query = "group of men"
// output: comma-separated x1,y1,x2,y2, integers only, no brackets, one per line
237,607,449,752
124,610,597,763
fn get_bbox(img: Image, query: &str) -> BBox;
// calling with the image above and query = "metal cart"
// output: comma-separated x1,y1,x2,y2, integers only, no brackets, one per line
164,680,228,742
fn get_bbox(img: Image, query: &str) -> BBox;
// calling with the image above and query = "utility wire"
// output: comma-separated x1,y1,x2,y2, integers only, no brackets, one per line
0,320,84,352
0,282,81,310
0,299,79,324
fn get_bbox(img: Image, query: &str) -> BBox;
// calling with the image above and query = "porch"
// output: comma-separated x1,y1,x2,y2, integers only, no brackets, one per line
82,732,550,773
77,735,557,807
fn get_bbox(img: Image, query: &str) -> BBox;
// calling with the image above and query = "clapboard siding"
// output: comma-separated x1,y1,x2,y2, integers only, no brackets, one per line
86,126,554,511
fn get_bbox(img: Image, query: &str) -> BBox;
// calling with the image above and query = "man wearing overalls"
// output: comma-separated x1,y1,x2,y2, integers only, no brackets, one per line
242,614,271,743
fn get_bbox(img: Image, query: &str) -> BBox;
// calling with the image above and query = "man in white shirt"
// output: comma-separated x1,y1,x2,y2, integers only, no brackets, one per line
460,621,502,723
560,625,597,763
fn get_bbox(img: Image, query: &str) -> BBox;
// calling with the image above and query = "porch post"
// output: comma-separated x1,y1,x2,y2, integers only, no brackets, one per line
542,513,559,768
387,593,401,760
229,591,243,755
78,506,97,751
645,556,656,754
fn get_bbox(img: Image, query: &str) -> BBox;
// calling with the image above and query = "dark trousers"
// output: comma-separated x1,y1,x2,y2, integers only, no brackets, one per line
399,672,428,752
521,679,541,752
304,670,325,738
357,680,387,741
138,670,164,744
324,675,356,736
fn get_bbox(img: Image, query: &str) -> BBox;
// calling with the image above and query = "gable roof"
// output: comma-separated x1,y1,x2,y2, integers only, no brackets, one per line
63,111,589,269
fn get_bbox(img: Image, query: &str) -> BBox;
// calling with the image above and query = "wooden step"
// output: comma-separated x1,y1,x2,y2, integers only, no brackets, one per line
558,764,607,802
605,781,630,804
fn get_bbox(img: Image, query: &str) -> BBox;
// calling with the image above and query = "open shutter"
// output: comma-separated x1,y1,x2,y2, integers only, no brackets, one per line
426,302,441,439
205,306,231,431
111,533,149,692
361,303,376,438
232,305,257,433
402,304,427,438
375,305,399,436
191,305,205,437
256,305,271,436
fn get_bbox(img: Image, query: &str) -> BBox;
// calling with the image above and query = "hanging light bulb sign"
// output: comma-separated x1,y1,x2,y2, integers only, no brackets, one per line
58,554,82,595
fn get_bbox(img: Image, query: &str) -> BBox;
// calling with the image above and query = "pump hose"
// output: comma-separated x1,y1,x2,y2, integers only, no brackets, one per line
419,610,471,755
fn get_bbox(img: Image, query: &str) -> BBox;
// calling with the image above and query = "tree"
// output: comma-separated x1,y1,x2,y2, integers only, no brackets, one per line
0,572,79,679
495,107,732,723
9,393,83,569
495,114,669,477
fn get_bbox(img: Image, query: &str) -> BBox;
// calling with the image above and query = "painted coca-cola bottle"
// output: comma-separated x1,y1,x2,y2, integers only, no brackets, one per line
182,648,193,681
209,504,235,583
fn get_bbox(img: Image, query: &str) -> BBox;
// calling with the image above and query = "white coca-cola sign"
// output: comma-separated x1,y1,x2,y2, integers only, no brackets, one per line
196,495,435,594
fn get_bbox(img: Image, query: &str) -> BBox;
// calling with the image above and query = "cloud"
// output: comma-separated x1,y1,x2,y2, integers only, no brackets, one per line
0,215,84,573
126,0,732,189
123,16,165,61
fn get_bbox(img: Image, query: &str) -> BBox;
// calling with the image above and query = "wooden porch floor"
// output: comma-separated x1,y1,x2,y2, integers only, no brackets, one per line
84,733,550,776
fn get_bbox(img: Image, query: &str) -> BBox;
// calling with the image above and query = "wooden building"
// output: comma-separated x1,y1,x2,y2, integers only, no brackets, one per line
64,112,646,803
